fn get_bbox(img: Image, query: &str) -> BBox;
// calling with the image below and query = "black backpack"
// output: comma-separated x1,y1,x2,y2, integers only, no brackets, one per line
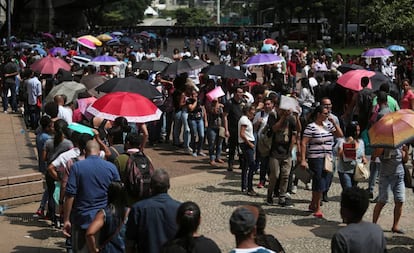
124,151,154,200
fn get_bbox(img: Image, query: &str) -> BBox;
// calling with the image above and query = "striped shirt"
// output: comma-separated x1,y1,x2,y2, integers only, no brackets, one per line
303,122,335,158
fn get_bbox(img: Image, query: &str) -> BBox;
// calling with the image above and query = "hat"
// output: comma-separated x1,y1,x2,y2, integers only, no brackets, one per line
230,207,257,235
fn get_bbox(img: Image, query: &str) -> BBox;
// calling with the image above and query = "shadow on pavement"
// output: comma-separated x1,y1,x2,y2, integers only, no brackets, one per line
292,217,342,239
11,246,64,253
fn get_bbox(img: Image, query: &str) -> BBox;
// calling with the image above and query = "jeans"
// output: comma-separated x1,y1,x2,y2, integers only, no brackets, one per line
240,142,255,191
369,161,380,194
206,127,223,161
173,109,190,148
268,157,292,201
28,104,41,130
188,118,205,153
338,171,357,190
227,130,239,167
259,155,269,184
2,81,17,112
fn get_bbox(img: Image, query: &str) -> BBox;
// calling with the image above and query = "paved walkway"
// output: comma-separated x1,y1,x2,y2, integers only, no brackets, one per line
0,112,413,253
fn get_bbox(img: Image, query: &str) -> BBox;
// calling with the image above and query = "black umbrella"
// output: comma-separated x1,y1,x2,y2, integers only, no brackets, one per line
133,59,169,72
204,64,247,79
371,71,398,94
95,76,162,99
337,63,364,74
161,58,208,76
80,74,109,97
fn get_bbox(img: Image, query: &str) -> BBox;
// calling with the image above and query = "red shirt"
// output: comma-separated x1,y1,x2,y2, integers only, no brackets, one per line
287,60,297,76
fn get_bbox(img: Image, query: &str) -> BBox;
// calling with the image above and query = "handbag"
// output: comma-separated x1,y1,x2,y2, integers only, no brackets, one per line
403,164,413,188
353,162,370,182
218,126,226,138
257,126,273,156
324,154,333,173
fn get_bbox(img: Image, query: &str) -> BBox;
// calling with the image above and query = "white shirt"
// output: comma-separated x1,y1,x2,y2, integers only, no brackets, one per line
238,115,255,143
58,105,73,124
252,111,270,135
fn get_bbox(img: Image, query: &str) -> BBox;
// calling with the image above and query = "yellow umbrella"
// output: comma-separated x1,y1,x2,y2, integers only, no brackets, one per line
97,33,113,42
78,35,102,46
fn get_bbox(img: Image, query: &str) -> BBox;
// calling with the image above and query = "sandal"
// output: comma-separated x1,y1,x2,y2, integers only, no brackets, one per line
313,212,324,218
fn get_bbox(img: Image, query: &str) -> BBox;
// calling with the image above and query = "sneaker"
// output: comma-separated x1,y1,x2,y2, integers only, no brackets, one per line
257,182,264,188
3,111,7,114
35,209,44,218
197,152,207,157
185,148,193,155
247,190,258,196
305,183,312,191
285,192,292,199
279,199,294,207
291,185,298,194
266,195,274,205
192,153,197,157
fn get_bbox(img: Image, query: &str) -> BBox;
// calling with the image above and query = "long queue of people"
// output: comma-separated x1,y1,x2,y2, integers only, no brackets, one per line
1,31,412,252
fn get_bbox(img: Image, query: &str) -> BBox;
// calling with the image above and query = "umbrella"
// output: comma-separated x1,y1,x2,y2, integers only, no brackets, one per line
95,76,162,99
97,34,113,42
106,38,122,46
387,45,406,52
80,74,109,96
337,63,364,74
161,58,209,76
120,37,135,46
261,44,274,53
33,47,47,56
76,97,97,114
68,123,95,136
362,48,393,58
111,31,124,37
45,81,87,104
244,53,284,67
72,54,92,66
42,32,55,40
153,56,174,64
133,59,169,72
89,55,120,66
78,38,96,50
16,42,31,49
87,91,162,123
78,35,102,46
49,47,68,57
30,55,71,75
204,64,246,79
138,31,151,38
368,109,414,148
263,38,277,45
336,69,376,91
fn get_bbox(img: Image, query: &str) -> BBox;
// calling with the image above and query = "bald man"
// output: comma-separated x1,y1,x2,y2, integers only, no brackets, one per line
54,94,73,124
63,140,120,252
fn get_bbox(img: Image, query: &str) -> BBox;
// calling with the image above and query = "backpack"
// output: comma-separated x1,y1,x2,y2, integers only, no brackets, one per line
124,151,154,199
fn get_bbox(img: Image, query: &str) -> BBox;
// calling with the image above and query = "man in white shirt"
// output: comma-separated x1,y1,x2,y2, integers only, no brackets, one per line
54,95,73,124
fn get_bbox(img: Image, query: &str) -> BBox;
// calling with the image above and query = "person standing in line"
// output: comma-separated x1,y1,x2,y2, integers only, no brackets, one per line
266,107,297,207
125,168,181,253
25,69,42,130
161,201,221,253
63,140,120,252
223,86,245,171
301,105,343,218
331,186,386,253
372,144,408,234
238,105,257,196
2,56,19,113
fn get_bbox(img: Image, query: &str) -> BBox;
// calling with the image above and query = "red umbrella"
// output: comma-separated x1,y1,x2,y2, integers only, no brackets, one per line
86,92,162,123
336,69,376,91
263,38,277,45
30,55,71,75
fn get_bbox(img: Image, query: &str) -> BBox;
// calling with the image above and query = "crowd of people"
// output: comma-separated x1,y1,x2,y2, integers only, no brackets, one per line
1,29,413,252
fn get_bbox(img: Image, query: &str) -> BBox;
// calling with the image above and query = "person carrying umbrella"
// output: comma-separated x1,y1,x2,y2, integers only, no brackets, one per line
2,56,20,113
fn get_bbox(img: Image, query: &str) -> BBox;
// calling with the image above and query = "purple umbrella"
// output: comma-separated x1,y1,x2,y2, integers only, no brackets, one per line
89,55,120,66
49,47,68,56
244,53,284,67
362,48,393,58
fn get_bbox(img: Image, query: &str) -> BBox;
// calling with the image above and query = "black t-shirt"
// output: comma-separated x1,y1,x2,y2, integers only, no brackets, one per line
161,236,222,253
224,98,243,133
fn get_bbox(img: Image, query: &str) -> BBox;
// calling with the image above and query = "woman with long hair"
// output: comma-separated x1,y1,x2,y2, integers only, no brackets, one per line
86,181,128,253
161,201,221,253
300,105,343,218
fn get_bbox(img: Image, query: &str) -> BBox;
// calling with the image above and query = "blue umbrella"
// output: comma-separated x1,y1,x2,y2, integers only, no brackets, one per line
33,46,47,56
387,45,406,52
68,123,95,136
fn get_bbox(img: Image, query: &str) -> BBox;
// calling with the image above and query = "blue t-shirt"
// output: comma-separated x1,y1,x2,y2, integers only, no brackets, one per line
66,155,120,229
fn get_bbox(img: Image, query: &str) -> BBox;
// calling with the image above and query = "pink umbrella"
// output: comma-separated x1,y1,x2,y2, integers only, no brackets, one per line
30,55,71,75
77,97,97,114
336,69,376,91
78,38,96,50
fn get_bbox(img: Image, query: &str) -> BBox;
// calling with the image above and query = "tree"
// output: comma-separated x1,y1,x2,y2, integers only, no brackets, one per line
366,0,414,37
175,8,214,26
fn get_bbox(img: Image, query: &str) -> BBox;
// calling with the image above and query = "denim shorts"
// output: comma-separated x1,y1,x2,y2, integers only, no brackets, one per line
378,173,405,203
308,158,330,192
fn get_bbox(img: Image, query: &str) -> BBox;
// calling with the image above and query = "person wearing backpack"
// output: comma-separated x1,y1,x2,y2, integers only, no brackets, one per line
356,77,374,131
115,132,154,206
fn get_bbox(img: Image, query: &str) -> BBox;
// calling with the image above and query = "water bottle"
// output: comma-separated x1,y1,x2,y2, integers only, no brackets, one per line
0,205,7,215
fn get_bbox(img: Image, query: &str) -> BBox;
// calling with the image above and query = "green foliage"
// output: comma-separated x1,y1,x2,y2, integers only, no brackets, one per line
366,0,414,34
175,8,214,26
